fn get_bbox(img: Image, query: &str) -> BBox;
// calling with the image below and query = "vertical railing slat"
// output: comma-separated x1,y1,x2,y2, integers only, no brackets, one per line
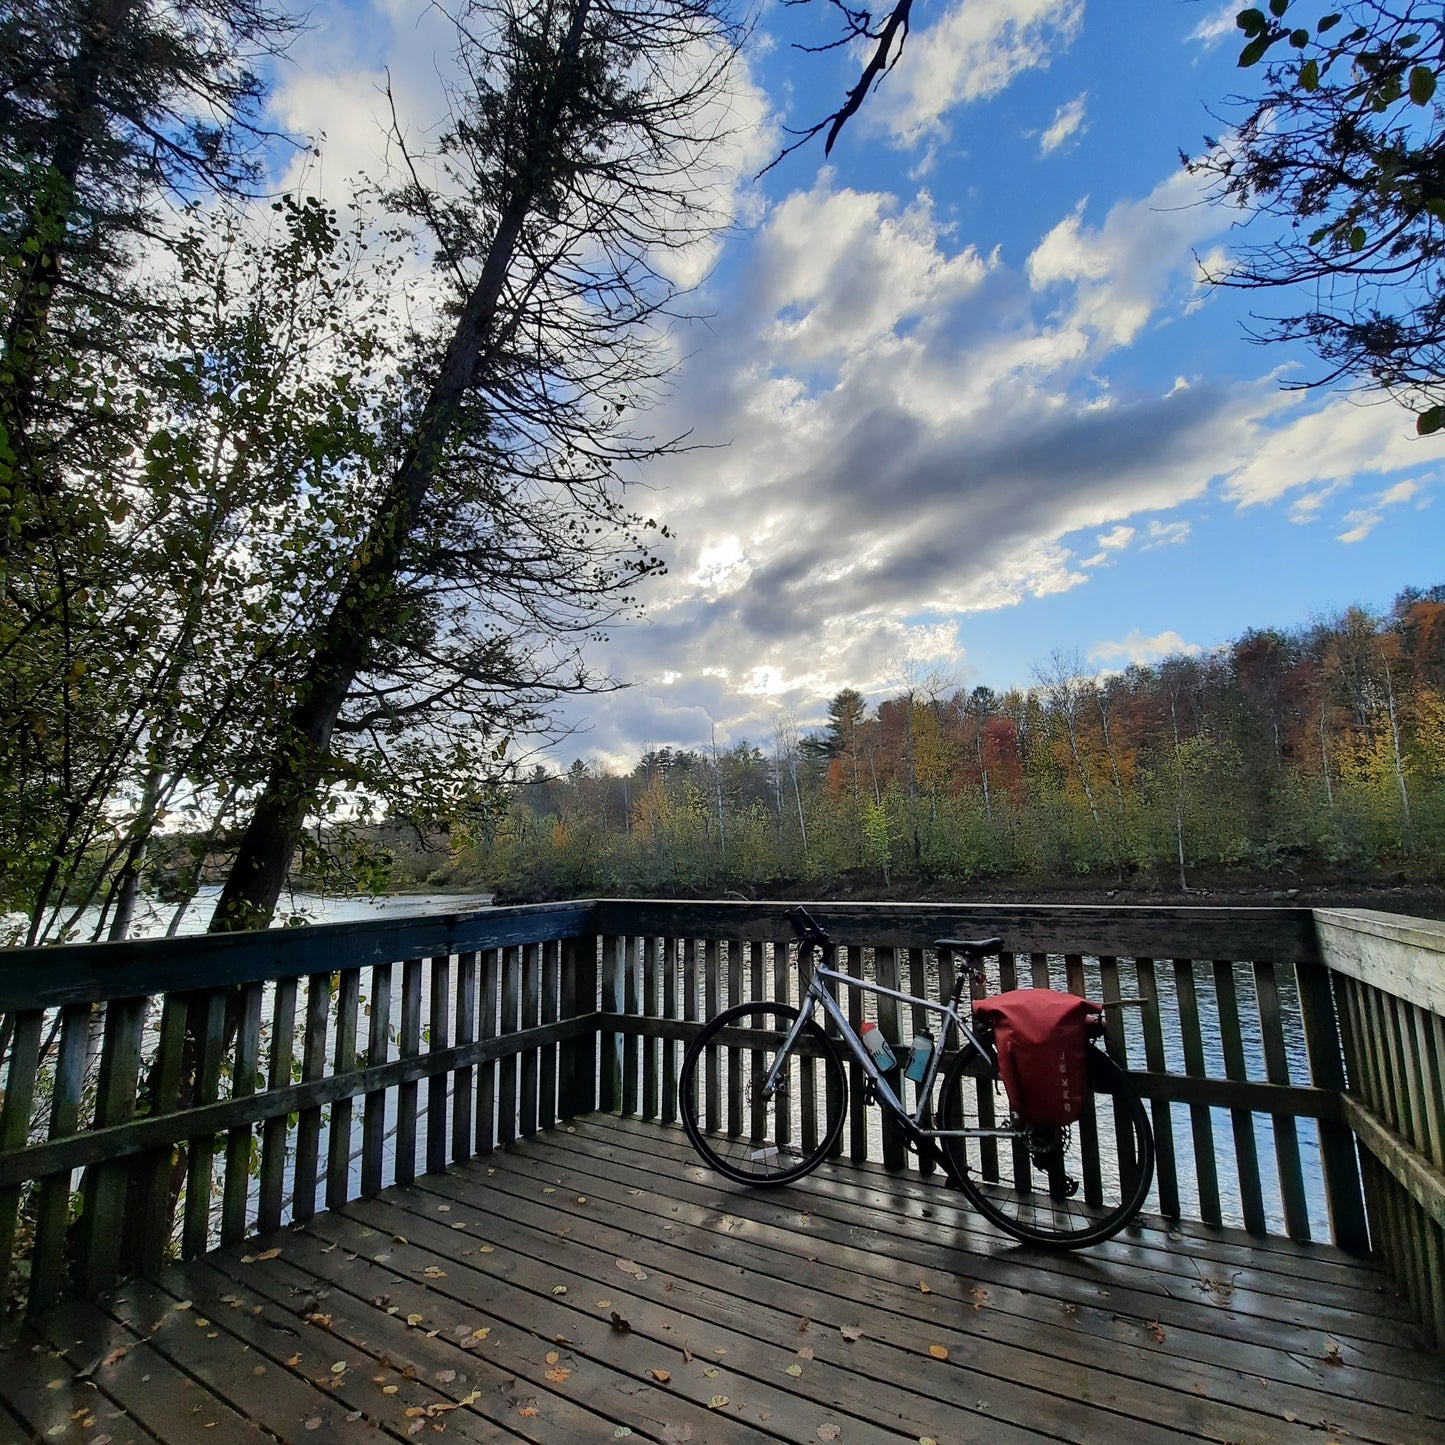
394,959,422,1185
1071,956,1104,1208
1173,959,1221,1227
498,946,520,1146
82,996,147,1290
1213,959,1265,1236
220,983,265,1246
600,935,622,1114
361,962,393,1197
453,951,478,1161
29,1003,90,1313
642,936,660,1122
845,946,866,1162
518,946,539,1142
661,937,678,1126
258,978,299,1233
0,1010,43,1325
1253,961,1310,1240
325,968,361,1209
476,949,499,1153
292,973,330,1224
703,938,720,1135
875,946,906,1171
182,989,228,1258
1131,956,1179,1219
540,940,560,1131
428,953,453,1170
725,940,742,1138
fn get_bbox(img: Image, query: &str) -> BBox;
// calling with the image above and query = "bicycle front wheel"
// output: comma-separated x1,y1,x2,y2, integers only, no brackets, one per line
678,1002,847,1186
938,1042,1154,1248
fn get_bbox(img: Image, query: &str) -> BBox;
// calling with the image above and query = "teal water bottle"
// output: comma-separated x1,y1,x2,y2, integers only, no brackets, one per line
905,1029,935,1084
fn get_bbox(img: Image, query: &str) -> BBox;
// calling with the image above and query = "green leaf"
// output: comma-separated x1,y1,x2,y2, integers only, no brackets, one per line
1409,66,1436,105
1239,34,1271,66
1236,8,1267,36
1416,406,1444,436
1268,0,1287,15
1348,226,1367,251
1317,12,1341,32
1289,28,1309,48
1300,58,1320,90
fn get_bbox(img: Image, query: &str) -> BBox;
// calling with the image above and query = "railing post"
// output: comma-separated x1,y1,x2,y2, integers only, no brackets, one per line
600,933,623,1112
560,932,598,1119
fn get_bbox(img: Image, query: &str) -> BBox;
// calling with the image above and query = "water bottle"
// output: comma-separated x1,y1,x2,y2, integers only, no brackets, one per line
905,1029,935,1084
860,1021,897,1072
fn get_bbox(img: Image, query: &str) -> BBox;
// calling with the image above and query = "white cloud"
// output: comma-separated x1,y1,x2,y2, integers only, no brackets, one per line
1189,3,1241,47
1090,630,1202,666
1039,93,1088,156
1337,477,1432,543
873,0,1085,147
1097,525,1135,551
1026,166,1222,349
1143,520,1191,548
1224,399,1426,507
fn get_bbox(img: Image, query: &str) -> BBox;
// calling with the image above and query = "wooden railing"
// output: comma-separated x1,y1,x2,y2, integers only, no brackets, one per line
0,903,600,1330
0,898,1439,1346
1315,909,1445,1348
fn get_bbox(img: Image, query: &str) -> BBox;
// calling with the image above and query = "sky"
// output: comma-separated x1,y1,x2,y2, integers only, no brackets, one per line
264,0,1445,771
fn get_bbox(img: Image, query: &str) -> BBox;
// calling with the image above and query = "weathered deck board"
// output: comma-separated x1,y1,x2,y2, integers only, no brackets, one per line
4,1116,1442,1445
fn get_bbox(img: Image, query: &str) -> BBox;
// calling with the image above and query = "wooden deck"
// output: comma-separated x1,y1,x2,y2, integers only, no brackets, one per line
3,1115,1442,1445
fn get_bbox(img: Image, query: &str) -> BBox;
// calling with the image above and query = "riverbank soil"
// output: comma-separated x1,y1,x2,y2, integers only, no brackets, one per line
500,865,1445,921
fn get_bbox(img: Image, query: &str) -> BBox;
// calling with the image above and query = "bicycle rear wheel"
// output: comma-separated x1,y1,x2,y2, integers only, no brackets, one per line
679,1002,847,1185
937,1041,1154,1248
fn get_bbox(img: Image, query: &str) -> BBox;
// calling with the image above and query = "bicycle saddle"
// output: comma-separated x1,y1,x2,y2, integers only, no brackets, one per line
934,936,1003,955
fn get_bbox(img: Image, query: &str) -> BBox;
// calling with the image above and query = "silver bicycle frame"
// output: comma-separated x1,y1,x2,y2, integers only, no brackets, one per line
763,955,1017,1139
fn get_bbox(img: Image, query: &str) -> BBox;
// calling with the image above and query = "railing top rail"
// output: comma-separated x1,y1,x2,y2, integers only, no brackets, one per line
593,899,1322,963
0,900,596,1010
1314,907,1445,1016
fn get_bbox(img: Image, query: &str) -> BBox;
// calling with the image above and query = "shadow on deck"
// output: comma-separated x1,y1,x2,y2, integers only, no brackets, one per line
4,1115,1442,1445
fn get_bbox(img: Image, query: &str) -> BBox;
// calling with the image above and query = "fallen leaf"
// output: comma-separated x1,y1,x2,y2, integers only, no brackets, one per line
518,1407,539,1418
543,1187,556,1195
614,1430,633,1440
785,1363,803,1377
918,1281,931,1294
451,1223,467,1230
1147,1321,1166,1345
286,1354,302,1368
552,1286,567,1296
423,1267,446,1280
797,1346,814,1360
330,1362,346,1374
406,1314,424,1327
392,1235,408,1245
255,1249,281,1262
545,1352,560,1365
437,1204,451,1213
303,1419,321,1432
970,1287,990,1311
470,1328,491,1343
577,1196,587,1203
174,1300,193,1311
682,1346,693,1363
383,1386,399,1395
708,1395,729,1410
479,1245,495,1254
840,1325,862,1342
544,1367,570,1383
818,1427,841,1441
704,1368,719,1379
596,1300,611,1309
101,1348,126,1368
928,1345,948,1360
650,1369,671,1384
435,1369,456,1384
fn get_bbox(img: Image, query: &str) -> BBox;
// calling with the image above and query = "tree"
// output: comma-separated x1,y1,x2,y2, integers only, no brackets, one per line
209,0,743,931
0,0,297,572
1187,1,1445,428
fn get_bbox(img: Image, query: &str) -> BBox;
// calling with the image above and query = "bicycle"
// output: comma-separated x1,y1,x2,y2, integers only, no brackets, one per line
677,908,1155,1248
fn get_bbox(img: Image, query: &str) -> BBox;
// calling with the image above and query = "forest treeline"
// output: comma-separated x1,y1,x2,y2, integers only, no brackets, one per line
453,589,1445,899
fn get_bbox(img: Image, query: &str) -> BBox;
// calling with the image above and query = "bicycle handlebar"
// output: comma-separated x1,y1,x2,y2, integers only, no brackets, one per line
786,906,833,952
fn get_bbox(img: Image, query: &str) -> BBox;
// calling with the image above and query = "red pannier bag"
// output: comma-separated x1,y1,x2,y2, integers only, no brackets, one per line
971,989,1105,1127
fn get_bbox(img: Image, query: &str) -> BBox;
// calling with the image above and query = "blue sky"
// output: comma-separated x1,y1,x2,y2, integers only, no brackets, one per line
270,0,1445,766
